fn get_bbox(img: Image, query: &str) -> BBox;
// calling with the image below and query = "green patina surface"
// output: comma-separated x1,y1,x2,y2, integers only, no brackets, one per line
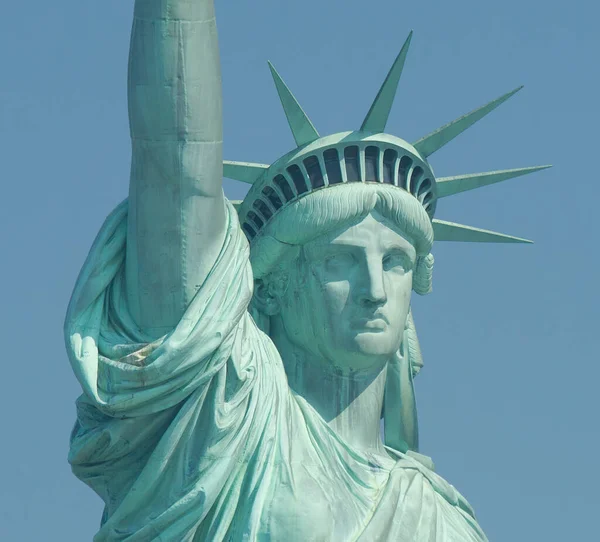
65,1,549,540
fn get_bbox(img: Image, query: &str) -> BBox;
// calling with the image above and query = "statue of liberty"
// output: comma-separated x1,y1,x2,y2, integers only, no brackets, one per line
64,1,549,540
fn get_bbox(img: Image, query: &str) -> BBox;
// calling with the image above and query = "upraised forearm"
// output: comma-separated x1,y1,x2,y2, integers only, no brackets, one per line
126,0,226,335
128,0,222,150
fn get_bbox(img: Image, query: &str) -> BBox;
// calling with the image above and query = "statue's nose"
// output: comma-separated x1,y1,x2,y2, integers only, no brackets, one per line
357,260,387,306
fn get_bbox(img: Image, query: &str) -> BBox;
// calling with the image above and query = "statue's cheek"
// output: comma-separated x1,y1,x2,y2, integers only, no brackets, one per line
318,280,351,315
385,270,413,300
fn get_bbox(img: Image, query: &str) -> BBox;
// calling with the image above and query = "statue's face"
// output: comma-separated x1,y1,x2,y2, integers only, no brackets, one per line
277,211,415,370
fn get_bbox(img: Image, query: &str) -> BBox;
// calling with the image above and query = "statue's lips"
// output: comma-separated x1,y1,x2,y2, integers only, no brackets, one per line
352,315,389,331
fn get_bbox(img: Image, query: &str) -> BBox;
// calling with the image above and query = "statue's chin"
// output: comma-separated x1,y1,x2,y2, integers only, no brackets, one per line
328,333,399,371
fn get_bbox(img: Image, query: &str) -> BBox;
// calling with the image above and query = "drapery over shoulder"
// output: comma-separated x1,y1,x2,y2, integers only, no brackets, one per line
65,199,253,418
65,201,290,541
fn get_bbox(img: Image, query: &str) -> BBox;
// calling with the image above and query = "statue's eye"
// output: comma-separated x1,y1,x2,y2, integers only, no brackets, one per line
383,252,411,272
323,252,355,271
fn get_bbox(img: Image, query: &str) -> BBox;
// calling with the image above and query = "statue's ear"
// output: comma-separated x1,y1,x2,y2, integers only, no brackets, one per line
413,253,434,296
253,278,282,316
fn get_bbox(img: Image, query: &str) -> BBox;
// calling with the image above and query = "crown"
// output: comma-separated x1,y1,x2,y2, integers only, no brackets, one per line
224,32,550,245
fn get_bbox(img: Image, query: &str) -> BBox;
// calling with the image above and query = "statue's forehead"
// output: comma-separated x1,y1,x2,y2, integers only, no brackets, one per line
304,212,416,254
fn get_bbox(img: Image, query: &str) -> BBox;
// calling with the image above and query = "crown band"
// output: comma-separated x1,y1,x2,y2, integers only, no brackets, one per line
241,139,437,241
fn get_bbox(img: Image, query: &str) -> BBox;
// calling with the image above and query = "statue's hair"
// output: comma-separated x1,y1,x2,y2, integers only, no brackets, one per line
249,182,434,294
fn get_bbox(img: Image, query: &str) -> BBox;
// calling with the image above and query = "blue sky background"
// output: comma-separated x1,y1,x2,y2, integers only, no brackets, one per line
1,1,598,540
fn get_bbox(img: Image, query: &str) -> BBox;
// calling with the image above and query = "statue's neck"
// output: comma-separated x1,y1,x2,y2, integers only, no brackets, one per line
272,328,388,455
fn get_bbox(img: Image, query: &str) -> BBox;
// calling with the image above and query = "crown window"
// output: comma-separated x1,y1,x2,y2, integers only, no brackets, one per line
344,146,360,182
262,186,283,210
365,146,379,182
323,148,342,184
243,223,257,239
383,149,397,184
287,164,309,195
253,199,273,220
398,156,412,189
273,174,295,202
246,211,264,229
410,166,424,193
416,178,432,202
304,155,325,189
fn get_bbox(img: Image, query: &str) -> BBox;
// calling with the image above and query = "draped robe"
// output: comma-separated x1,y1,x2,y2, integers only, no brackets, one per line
65,200,488,541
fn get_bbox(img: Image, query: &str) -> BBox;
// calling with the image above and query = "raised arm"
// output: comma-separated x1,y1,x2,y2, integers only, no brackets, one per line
126,0,226,335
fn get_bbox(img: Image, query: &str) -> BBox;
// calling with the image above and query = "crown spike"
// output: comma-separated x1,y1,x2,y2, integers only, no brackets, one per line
268,61,320,147
433,219,533,244
223,160,269,184
414,86,523,158
436,165,551,198
361,32,413,133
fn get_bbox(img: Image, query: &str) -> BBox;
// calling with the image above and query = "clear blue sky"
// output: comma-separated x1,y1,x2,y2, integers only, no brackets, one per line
1,1,598,540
